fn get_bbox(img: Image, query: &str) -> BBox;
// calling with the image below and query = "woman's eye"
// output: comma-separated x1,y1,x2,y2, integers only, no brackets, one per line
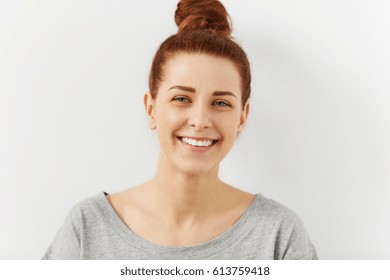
213,100,231,107
172,96,191,103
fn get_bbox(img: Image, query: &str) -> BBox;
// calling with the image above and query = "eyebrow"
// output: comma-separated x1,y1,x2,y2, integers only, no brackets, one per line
168,85,237,99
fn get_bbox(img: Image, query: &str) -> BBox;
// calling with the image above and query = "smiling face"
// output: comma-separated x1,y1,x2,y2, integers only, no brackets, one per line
145,53,249,176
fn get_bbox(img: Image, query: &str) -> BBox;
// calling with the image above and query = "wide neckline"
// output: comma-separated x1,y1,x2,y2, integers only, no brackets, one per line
93,191,262,259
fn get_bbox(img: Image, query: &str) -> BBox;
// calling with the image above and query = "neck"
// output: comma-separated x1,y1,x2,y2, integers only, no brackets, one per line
145,153,226,227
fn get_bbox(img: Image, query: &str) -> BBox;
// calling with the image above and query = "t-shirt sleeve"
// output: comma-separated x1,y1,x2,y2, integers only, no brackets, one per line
281,216,318,260
42,206,81,260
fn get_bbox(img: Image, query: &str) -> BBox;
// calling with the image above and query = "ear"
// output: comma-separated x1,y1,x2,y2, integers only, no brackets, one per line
237,101,250,135
144,92,156,130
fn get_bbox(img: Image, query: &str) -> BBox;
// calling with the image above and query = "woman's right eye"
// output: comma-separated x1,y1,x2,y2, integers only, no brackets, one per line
172,96,191,103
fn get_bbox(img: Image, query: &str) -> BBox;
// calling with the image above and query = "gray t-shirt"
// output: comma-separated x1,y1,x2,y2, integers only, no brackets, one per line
42,192,318,260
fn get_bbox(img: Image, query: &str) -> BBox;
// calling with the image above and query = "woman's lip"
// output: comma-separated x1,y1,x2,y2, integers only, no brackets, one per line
177,137,218,151
177,136,219,141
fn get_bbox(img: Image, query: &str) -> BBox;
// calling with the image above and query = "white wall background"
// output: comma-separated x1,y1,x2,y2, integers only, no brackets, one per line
1,0,389,259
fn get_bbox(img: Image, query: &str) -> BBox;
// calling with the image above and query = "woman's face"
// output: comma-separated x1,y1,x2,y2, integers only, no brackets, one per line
145,53,249,176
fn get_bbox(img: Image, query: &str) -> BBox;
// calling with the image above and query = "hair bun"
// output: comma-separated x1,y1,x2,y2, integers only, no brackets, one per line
175,0,232,38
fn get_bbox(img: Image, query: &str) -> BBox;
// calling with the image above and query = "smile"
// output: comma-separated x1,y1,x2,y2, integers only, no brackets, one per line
178,137,217,147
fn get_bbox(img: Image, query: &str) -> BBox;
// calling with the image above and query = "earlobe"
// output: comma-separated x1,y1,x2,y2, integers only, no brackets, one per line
144,92,156,130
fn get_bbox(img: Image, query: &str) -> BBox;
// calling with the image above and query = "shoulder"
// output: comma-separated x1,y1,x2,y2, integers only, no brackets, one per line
42,192,109,260
60,192,114,242
251,193,302,225
64,192,108,227
249,194,318,259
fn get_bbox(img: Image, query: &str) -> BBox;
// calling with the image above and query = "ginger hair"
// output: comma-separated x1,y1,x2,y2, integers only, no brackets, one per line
148,0,251,107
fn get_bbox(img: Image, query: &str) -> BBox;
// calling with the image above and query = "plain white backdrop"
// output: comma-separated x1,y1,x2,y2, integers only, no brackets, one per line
1,0,389,259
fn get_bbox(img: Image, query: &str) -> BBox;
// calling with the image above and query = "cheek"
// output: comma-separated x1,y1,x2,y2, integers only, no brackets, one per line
218,122,239,145
155,109,183,138
221,113,241,132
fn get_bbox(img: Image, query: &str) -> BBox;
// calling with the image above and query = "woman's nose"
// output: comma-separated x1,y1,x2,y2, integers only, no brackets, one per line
187,104,212,130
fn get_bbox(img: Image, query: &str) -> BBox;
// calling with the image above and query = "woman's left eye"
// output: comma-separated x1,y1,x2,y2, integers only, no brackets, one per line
213,100,231,107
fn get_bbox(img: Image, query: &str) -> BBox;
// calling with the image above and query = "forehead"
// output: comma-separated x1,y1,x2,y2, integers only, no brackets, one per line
161,53,241,93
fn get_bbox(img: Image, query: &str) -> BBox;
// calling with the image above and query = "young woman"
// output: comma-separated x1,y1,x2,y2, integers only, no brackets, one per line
43,0,317,260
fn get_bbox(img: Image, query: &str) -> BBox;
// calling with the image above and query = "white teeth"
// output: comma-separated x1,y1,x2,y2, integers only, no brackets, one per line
181,137,213,147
